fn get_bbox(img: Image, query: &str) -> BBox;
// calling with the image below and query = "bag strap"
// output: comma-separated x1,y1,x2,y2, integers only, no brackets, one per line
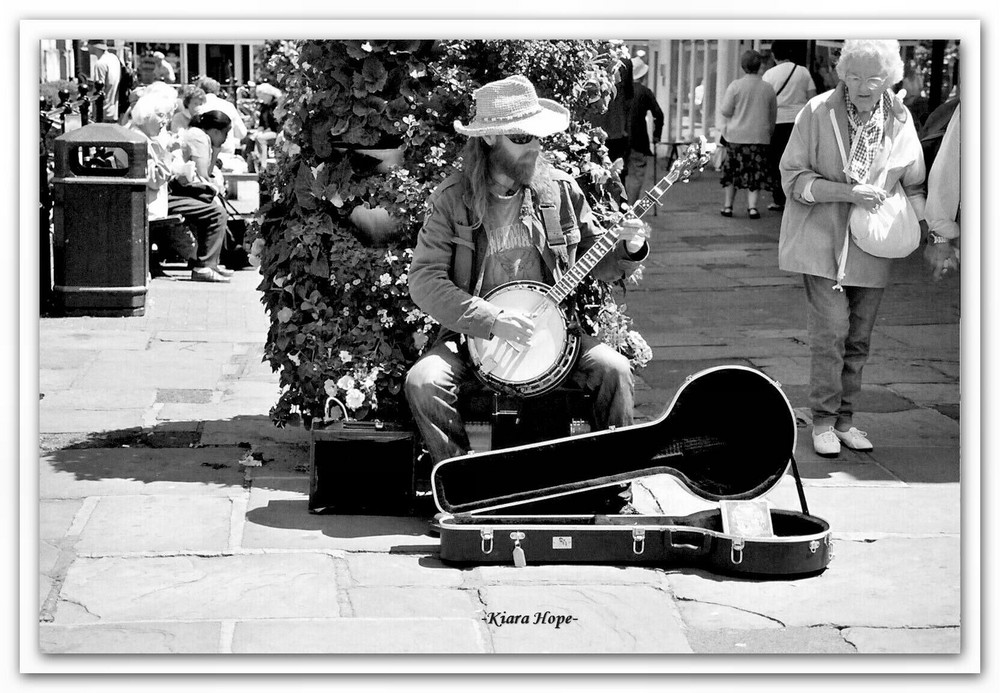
775,63,797,97
829,109,850,292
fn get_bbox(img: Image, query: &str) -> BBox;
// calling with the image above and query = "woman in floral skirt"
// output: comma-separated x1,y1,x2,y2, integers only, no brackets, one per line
719,50,777,219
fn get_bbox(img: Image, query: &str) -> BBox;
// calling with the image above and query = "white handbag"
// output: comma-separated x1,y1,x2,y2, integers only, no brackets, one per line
848,180,920,258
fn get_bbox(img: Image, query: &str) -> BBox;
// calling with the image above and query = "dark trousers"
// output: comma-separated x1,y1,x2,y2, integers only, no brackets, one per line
606,136,631,187
769,122,795,206
167,194,227,269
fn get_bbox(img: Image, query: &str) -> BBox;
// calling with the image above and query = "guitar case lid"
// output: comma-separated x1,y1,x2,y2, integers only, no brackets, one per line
431,365,797,515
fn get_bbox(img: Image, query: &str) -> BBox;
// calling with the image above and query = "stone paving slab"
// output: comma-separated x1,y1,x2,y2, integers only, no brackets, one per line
470,563,670,587
40,330,151,352
155,401,275,422
778,384,918,413
39,409,147,434
685,626,856,654
664,536,959,629
200,417,311,446
54,553,342,625
888,382,961,406
347,586,478,618
38,348,100,371
40,621,223,654
478,584,692,653
343,553,464,588
40,447,247,499
231,617,487,653
763,479,961,535
242,483,435,552
40,387,158,410
841,626,961,654
674,599,784,631
38,368,80,392
850,409,960,446
862,359,959,385
866,445,961,484
74,495,235,554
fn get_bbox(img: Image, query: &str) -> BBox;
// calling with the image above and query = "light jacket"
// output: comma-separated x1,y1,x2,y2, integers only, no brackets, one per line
721,74,777,145
408,168,648,342
778,84,926,288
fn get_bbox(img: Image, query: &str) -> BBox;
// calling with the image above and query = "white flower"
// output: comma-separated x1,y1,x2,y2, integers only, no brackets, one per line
345,388,365,410
413,332,428,350
395,273,408,285
378,273,393,287
288,352,301,366
384,250,399,263
323,379,337,398
339,351,352,363
337,375,355,390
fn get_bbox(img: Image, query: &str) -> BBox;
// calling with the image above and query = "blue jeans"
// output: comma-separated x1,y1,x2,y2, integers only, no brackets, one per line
803,274,884,430
405,334,635,463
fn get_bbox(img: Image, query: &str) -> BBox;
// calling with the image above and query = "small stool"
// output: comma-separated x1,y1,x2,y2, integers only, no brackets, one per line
459,384,594,453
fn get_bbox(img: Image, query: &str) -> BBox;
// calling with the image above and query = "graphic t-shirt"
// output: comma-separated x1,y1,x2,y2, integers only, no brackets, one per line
479,191,545,296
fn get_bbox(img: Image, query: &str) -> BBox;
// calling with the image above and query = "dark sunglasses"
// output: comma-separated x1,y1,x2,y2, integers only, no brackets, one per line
505,133,538,145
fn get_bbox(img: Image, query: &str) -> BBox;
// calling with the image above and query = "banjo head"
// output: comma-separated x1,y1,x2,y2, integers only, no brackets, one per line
469,282,579,396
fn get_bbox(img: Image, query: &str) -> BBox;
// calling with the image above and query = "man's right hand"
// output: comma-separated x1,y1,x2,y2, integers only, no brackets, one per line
491,310,536,346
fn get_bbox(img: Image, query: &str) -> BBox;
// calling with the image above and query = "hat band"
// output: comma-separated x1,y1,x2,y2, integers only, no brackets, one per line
476,104,544,123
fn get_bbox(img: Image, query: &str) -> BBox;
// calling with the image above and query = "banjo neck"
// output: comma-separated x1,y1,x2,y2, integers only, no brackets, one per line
544,168,683,306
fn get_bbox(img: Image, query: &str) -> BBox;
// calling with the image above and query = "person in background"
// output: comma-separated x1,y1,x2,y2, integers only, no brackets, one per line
87,40,121,123
719,50,777,219
592,50,633,197
195,77,249,157
152,51,175,83
778,39,926,457
168,110,234,283
922,102,960,280
763,40,816,211
248,82,283,173
170,85,207,134
625,54,664,206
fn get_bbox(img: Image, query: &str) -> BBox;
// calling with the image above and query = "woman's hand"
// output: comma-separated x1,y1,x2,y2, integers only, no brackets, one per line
851,184,888,211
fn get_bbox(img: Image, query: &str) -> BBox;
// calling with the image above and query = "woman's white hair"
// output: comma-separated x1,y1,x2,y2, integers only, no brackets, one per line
835,40,905,86
129,93,175,131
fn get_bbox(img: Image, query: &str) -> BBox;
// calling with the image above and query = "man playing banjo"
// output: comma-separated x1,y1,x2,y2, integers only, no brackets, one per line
406,74,651,464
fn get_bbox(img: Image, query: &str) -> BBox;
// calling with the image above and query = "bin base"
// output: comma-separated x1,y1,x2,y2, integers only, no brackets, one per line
53,285,146,317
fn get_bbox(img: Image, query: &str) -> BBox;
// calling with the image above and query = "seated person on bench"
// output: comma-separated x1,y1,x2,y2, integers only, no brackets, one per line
405,75,650,465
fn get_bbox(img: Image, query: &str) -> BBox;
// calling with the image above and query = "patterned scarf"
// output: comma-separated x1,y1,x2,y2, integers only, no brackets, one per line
844,90,892,184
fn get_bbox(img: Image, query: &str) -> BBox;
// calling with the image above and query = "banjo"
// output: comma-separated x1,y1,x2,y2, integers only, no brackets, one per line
468,140,710,397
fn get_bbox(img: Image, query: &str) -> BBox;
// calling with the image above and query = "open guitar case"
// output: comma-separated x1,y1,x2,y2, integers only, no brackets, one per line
431,365,833,578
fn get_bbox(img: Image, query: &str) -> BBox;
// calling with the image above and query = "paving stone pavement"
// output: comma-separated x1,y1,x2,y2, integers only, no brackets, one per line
34,169,965,660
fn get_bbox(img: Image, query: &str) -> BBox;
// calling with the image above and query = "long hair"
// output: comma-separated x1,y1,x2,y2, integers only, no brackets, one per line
458,136,555,227
458,137,492,228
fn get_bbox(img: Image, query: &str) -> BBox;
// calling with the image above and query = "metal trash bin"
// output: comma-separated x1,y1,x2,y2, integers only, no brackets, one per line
51,123,149,316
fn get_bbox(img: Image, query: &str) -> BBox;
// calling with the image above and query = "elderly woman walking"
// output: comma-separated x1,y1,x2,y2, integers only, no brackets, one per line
719,50,777,219
778,40,927,456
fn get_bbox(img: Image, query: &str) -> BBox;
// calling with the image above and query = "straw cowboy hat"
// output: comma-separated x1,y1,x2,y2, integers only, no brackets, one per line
454,75,570,138
631,56,649,80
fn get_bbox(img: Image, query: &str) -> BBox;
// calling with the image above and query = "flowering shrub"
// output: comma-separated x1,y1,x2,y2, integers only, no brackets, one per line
258,39,649,428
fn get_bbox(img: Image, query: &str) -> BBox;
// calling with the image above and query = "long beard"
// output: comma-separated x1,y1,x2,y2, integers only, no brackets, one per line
489,145,542,188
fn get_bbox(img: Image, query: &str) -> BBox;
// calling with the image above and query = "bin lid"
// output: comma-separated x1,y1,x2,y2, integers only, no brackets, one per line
430,365,798,515
55,123,147,145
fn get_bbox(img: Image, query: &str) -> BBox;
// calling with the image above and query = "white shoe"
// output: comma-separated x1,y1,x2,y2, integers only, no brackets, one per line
834,427,873,451
812,427,841,457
